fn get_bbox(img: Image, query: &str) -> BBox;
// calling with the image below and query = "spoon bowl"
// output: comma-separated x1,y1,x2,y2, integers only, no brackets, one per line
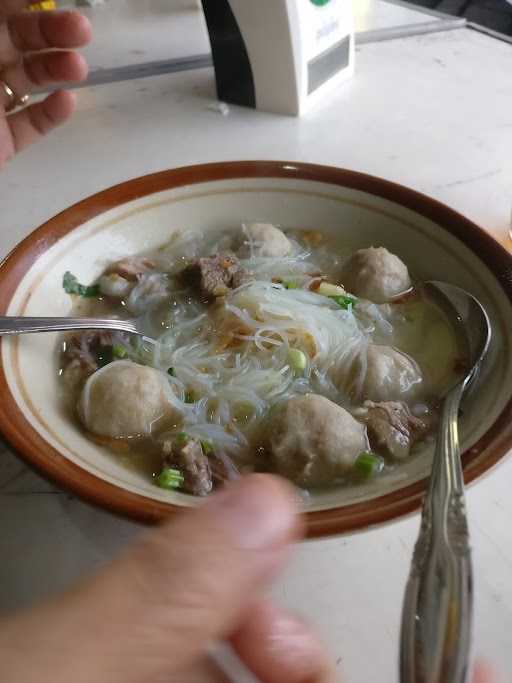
423,280,492,389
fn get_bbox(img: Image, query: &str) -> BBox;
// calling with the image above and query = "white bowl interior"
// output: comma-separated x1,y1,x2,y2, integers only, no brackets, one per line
4,177,512,512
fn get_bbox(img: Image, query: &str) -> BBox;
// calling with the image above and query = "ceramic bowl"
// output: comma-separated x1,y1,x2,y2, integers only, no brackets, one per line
1,161,511,537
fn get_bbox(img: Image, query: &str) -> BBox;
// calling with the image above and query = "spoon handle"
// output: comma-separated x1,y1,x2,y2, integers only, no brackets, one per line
400,383,472,683
0,316,138,336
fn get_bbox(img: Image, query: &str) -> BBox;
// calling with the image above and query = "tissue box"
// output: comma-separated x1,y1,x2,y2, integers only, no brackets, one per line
202,0,354,116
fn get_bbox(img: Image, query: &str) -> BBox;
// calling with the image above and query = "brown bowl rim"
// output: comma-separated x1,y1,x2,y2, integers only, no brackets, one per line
0,160,511,537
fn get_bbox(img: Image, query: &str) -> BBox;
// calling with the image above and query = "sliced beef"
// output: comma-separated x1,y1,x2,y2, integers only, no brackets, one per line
106,257,155,281
362,400,427,460
61,331,115,392
162,437,213,496
180,252,247,299
62,331,114,373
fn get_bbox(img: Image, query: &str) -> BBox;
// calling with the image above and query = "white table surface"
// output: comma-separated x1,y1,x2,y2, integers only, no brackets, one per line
79,0,448,73
1,23,512,683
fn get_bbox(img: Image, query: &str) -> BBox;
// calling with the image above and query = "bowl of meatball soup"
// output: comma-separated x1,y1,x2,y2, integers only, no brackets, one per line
1,162,511,536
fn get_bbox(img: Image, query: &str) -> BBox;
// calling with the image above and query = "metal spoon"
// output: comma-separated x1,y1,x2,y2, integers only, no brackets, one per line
0,315,156,343
400,281,491,683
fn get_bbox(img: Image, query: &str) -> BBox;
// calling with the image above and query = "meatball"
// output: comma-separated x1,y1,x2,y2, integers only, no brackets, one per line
78,360,178,438
340,247,411,303
267,394,367,487
239,223,292,258
363,345,423,403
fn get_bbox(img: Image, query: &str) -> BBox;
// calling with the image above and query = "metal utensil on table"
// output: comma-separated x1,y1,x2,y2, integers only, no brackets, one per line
400,281,491,683
0,316,157,343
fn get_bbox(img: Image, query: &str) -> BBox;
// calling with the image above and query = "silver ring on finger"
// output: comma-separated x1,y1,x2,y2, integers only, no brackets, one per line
0,74,30,113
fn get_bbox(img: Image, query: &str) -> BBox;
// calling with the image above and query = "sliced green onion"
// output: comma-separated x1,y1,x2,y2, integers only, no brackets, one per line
112,344,128,359
287,348,307,372
167,367,175,377
354,452,384,477
175,432,189,445
185,391,195,404
283,281,298,290
62,271,100,298
330,295,357,310
156,468,184,490
201,440,213,455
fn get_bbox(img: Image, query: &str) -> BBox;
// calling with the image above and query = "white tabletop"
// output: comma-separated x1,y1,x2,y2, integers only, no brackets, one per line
78,0,451,73
1,22,512,683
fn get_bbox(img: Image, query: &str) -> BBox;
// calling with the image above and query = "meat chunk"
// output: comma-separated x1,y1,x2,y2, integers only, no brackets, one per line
238,223,293,258
161,436,213,496
363,345,423,402
62,331,114,378
181,252,247,298
362,400,427,460
106,257,155,281
340,247,411,303
78,360,179,438
63,330,113,362
267,394,367,487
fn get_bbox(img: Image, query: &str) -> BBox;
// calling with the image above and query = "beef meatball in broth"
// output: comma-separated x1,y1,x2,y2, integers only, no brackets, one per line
267,394,367,487
363,345,423,403
78,360,179,438
238,223,292,258
340,247,411,303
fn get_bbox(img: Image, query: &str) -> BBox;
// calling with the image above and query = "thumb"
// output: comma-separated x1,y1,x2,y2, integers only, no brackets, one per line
0,475,301,683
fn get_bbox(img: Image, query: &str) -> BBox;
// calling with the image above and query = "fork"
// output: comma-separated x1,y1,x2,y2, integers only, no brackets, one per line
0,316,156,342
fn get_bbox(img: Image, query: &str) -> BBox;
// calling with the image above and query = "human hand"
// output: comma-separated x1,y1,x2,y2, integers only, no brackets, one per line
0,475,334,683
0,1,91,166
473,660,501,683
0,473,500,683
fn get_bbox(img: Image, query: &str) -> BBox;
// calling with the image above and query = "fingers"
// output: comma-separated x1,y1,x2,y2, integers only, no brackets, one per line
0,475,302,683
26,49,88,85
6,89,75,152
0,10,91,77
0,0,29,20
232,600,336,683
0,50,87,108
7,10,92,53
96,475,301,675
